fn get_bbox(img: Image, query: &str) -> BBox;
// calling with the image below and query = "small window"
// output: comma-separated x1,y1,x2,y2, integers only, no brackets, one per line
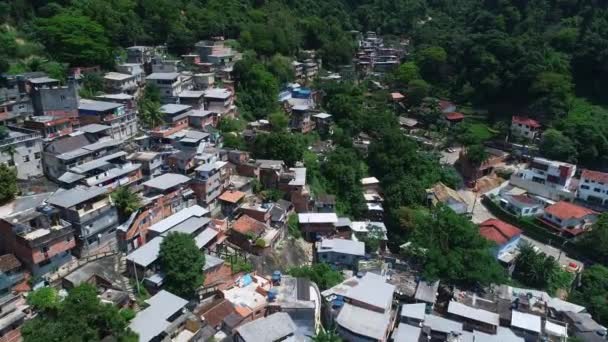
22,155,30,162
41,246,49,253
581,185,590,190
594,188,602,193
34,152,41,159
60,95,66,101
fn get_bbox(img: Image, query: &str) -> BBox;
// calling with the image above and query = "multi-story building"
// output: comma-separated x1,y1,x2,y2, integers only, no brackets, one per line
0,194,75,276
195,39,239,67
24,116,73,141
577,169,608,207
192,149,230,211
115,63,146,83
128,151,164,180
148,104,192,140
46,186,119,256
511,116,541,141
0,126,43,179
203,88,235,116
103,72,139,94
146,72,193,103
58,151,143,191
316,238,365,270
289,105,315,133
117,173,195,252
43,132,123,182
126,46,154,64
511,157,577,201
29,77,79,118
541,201,598,236
78,99,138,140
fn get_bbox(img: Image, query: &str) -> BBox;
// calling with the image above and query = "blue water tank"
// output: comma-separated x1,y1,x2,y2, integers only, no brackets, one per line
272,271,282,285
268,288,278,302
333,295,344,309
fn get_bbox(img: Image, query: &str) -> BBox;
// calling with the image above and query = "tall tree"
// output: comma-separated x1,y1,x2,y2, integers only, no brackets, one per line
0,164,18,205
111,187,141,221
159,232,204,299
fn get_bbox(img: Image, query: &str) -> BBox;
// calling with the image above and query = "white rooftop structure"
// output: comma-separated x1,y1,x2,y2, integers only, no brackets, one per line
361,177,380,185
317,238,365,256
288,167,306,186
147,205,209,235
336,302,391,341
423,314,463,335
346,272,394,312
235,312,297,342
393,323,422,342
126,236,164,268
129,290,188,342
511,310,542,334
312,112,332,119
298,213,338,224
400,303,426,321
447,301,500,327
142,173,190,191
204,88,231,99
544,320,568,338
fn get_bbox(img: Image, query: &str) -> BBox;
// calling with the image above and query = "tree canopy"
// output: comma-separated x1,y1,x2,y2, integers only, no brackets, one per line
0,164,18,205
159,232,205,299
22,285,137,342
288,263,343,291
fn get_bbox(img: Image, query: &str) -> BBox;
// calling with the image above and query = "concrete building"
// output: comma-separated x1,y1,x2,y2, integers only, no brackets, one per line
128,290,189,342
426,182,468,215
298,213,338,240
479,219,522,265
46,186,118,256
146,72,193,103
149,104,191,139
203,88,235,116
322,272,396,342
103,72,138,94
578,169,608,207
128,151,164,180
117,173,195,252
78,99,138,140
234,312,299,342
0,293,27,341
58,151,143,191
24,116,73,141
126,46,154,64
498,193,544,217
29,77,79,118
0,194,75,276
192,147,230,210
511,116,541,140
510,157,576,201
115,63,145,83
316,238,365,270
0,126,43,179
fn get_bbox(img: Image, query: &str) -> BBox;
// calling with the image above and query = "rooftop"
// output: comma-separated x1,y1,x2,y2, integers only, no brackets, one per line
298,213,338,224
232,215,267,236
129,290,188,342
77,123,112,134
336,302,392,340
400,303,426,321
143,173,191,191
581,169,608,184
393,323,421,342
178,90,205,98
447,301,499,326
512,116,541,128
0,254,21,273
204,88,231,99
545,201,597,220
414,280,439,304
78,99,122,112
147,205,209,236
146,72,180,80
287,168,306,186
361,177,380,185
511,310,542,334
423,314,462,335
160,103,192,115
479,219,522,245
318,238,365,256
218,190,246,204
126,236,164,267
47,186,107,208
235,312,297,342
104,72,133,81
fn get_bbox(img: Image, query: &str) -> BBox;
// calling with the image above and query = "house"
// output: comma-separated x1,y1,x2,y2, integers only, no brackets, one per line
128,151,164,180
0,293,27,341
438,100,456,113
269,199,293,228
58,151,143,191
398,116,418,131
188,109,217,129
289,105,315,133
361,177,381,194
42,131,123,182
234,312,299,342
29,77,79,118
322,272,396,342
577,169,608,207
511,116,541,140
316,238,365,270
146,72,193,103
298,213,338,240
510,310,542,340
24,116,73,141
312,112,332,135
479,219,522,262
444,112,465,125
103,72,138,94
0,254,24,294
399,303,426,327
204,88,235,116
268,274,321,337
96,93,136,112
61,256,123,290
447,301,500,335
148,103,191,139
0,194,75,276
414,280,439,310
459,147,509,181
498,193,544,217
222,273,271,324
561,311,607,342
218,190,246,218
315,194,336,213
426,182,468,214
191,148,231,210
115,63,145,83
350,221,388,250
229,215,280,253
126,45,154,64
0,126,43,179
46,186,118,256
128,290,189,342
116,173,195,252
540,201,598,236
510,157,576,201
178,90,206,109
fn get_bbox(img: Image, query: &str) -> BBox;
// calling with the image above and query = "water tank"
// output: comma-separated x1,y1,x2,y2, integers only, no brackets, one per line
332,295,344,309
268,288,278,302
272,271,282,285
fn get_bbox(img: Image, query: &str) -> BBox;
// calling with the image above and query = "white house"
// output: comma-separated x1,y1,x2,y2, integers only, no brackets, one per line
498,194,544,217
541,201,598,236
511,116,541,140
146,72,193,103
510,157,576,201
578,169,608,207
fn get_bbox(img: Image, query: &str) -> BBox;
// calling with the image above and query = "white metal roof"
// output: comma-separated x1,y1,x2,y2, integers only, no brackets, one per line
318,238,365,256
147,205,209,235
447,301,500,327
336,303,392,341
511,310,542,333
298,213,338,224
361,177,380,185
400,303,426,321
129,290,188,342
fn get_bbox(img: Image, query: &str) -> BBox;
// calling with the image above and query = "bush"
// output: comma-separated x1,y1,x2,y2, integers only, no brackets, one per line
255,238,267,248
119,308,136,321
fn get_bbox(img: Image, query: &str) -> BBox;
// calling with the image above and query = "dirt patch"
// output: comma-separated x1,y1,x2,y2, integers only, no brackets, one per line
250,238,313,276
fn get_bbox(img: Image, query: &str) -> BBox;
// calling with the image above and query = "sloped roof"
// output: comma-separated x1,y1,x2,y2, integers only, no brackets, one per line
233,215,266,235
545,201,597,220
512,116,541,128
218,190,246,204
479,219,522,245
0,254,21,273
581,169,608,184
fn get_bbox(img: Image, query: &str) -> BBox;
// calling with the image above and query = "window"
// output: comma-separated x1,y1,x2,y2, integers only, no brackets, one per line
34,152,41,160
6,160,14,167
594,188,602,193
581,185,590,190
22,155,30,162
42,246,49,253
38,259,52,267
60,95,66,101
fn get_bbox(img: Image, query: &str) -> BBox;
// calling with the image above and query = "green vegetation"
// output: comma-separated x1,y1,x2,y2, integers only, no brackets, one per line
159,232,204,299
312,329,343,342
252,132,306,167
513,243,573,295
111,187,141,220
571,265,608,326
577,214,608,265
0,164,18,205
287,213,301,239
288,263,343,291
22,285,137,342
138,85,164,129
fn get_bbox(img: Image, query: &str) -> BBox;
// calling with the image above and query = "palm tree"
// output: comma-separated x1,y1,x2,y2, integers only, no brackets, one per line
311,329,342,342
2,145,17,167
111,187,141,221
139,100,164,129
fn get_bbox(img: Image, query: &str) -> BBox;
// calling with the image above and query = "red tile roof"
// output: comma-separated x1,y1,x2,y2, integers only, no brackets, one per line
200,299,237,328
512,116,541,128
545,201,597,220
232,215,266,235
479,219,522,245
218,190,246,204
445,112,465,121
390,92,405,101
510,194,538,205
581,169,608,184
439,100,455,111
